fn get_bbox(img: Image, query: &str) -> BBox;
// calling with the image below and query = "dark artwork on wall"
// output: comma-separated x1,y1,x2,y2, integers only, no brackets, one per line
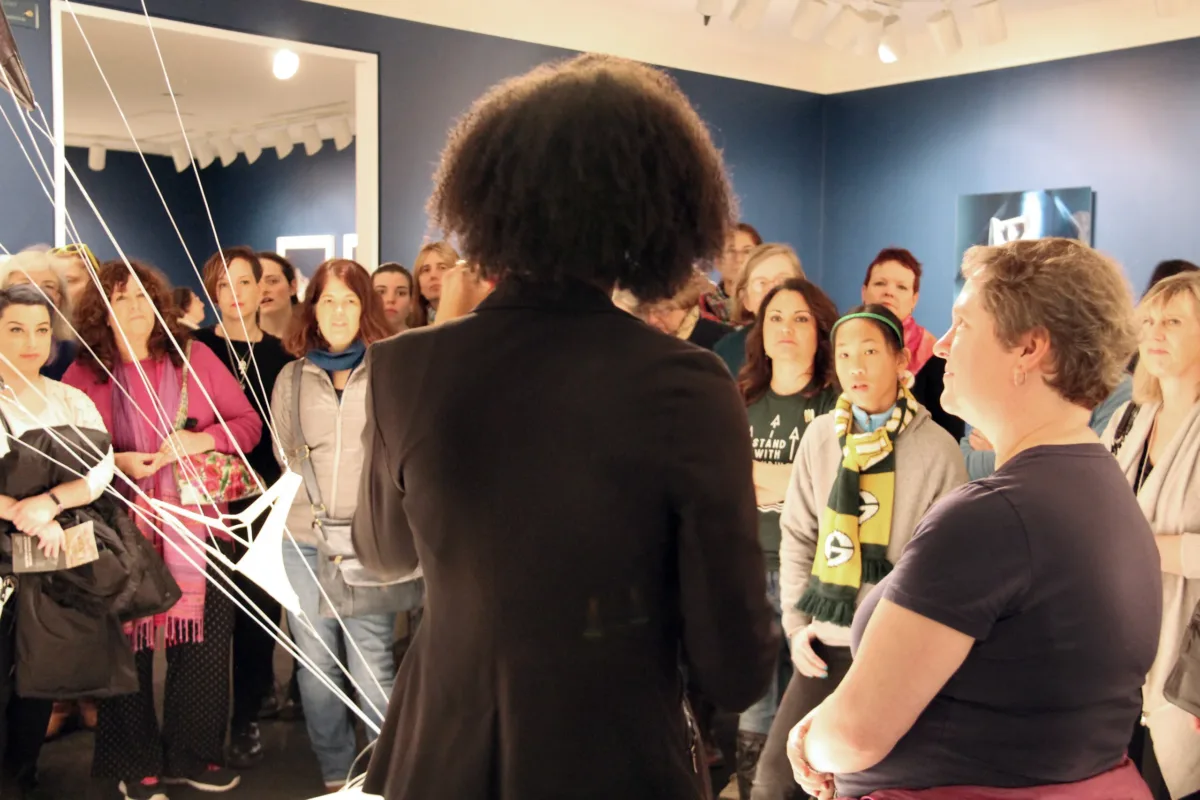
955,186,1094,288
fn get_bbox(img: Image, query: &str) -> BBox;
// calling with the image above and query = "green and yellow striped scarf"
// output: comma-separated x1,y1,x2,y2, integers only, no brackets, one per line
797,387,916,627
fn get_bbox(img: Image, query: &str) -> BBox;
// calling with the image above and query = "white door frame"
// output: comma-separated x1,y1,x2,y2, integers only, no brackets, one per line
50,1,380,269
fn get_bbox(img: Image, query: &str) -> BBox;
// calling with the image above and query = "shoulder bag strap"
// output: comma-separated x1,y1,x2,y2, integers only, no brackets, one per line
291,360,327,517
174,340,193,431
1110,402,1140,456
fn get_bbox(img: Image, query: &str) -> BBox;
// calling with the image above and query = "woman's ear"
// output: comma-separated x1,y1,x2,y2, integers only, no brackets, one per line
897,346,911,373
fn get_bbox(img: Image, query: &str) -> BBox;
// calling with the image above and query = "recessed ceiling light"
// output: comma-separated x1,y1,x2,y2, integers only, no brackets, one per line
878,14,905,62
273,49,300,80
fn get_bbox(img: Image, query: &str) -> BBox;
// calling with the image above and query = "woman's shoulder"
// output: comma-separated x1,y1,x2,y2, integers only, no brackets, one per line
45,378,105,428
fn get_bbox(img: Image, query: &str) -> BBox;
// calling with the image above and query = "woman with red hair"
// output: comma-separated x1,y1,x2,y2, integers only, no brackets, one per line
270,259,422,792
861,248,963,440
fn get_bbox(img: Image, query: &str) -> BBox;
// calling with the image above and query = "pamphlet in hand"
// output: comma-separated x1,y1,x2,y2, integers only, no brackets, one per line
11,520,100,573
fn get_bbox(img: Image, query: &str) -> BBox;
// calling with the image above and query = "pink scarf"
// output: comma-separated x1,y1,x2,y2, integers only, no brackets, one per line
112,357,210,650
902,315,936,375
853,758,1150,800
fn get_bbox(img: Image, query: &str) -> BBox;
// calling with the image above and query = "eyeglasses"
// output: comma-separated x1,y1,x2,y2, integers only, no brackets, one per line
48,243,100,270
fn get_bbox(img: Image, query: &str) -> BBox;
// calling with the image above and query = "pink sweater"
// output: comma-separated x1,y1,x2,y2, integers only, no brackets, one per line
63,340,262,465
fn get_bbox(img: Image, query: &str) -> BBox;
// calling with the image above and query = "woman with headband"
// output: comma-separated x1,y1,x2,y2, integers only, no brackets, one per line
789,240,1159,800
752,303,965,800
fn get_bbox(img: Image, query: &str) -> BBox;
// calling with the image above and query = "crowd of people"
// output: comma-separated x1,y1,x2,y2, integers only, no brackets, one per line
0,52,1198,800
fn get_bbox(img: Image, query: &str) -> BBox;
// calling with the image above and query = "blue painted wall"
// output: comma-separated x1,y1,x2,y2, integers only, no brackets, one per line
202,141,356,260
0,0,54,250
65,145,216,294
820,38,1200,333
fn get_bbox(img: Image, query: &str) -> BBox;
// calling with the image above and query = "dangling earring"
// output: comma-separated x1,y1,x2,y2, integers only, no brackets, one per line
900,369,915,390
1013,369,1027,387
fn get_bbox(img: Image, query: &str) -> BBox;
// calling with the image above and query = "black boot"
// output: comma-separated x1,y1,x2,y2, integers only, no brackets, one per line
735,731,768,800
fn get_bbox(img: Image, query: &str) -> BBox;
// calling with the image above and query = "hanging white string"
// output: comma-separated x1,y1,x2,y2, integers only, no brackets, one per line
61,0,289,465
0,372,387,729
0,12,400,718
7,113,396,705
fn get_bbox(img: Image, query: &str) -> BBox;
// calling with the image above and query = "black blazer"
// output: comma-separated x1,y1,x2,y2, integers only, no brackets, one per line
354,279,777,800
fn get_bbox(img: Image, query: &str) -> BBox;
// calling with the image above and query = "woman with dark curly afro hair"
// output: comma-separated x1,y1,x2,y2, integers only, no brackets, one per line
353,54,778,799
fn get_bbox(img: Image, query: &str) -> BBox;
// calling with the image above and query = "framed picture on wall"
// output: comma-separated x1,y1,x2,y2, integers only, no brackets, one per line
955,186,1094,290
276,235,335,300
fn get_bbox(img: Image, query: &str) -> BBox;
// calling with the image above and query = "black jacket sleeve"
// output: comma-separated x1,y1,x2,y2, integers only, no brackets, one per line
353,343,420,580
669,351,779,711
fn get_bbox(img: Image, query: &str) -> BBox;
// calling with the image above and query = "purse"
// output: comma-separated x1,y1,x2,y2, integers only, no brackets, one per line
1164,599,1200,718
172,340,264,506
290,361,423,619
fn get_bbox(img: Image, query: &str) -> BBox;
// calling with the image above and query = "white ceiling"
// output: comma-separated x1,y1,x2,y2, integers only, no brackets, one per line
303,0,1200,94
62,13,357,157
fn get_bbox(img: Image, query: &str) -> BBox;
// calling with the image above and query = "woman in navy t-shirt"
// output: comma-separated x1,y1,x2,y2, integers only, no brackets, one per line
786,238,1162,800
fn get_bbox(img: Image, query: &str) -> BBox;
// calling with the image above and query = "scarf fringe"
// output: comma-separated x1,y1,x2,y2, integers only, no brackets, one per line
798,587,857,628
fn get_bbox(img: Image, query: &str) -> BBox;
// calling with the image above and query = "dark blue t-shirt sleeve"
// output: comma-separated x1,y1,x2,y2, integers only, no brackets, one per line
882,483,1031,641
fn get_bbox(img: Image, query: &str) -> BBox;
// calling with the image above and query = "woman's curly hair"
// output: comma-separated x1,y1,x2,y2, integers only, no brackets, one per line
428,54,735,302
74,259,188,382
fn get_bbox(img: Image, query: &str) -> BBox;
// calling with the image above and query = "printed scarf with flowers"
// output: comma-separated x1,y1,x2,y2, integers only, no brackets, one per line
112,344,209,650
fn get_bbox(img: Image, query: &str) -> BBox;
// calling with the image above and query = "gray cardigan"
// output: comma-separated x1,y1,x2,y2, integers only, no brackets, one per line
780,404,967,646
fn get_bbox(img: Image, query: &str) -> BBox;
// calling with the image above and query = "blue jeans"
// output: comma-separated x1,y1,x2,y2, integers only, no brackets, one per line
739,570,790,735
282,543,397,784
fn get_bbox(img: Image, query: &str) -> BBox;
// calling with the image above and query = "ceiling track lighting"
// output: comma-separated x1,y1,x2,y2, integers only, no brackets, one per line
273,130,294,160
697,0,721,25
824,5,868,50
974,0,1007,46
730,0,771,30
301,125,323,157
87,144,106,172
273,49,299,80
331,117,354,151
790,0,828,39
878,14,906,62
928,8,963,55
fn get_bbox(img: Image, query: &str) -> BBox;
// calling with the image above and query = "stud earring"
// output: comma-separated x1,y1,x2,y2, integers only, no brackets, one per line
1013,369,1027,387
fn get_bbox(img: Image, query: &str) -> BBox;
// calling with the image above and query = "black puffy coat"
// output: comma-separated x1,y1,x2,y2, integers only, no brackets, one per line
0,425,179,699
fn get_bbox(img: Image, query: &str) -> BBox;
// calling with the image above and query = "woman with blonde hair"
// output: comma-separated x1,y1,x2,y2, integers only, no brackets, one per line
788,238,1159,800
1105,270,1200,800
620,269,733,350
714,244,806,376
407,241,459,328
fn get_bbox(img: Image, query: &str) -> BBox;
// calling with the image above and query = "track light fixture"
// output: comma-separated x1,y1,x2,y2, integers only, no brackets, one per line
214,136,239,168
697,0,721,25
301,125,323,157
87,144,106,172
193,140,216,170
730,0,771,30
974,0,1007,45
789,0,827,39
171,143,189,173
878,14,906,62
824,5,868,50
331,117,354,151
854,10,884,57
235,133,263,165
928,8,962,55
273,130,294,161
